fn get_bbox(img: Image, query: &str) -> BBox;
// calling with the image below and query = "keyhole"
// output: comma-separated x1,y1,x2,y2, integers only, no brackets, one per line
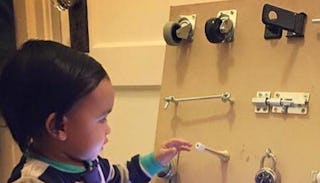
268,11,278,20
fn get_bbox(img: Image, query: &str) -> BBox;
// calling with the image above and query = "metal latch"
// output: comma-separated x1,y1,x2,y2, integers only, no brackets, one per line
261,4,307,39
252,91,309,114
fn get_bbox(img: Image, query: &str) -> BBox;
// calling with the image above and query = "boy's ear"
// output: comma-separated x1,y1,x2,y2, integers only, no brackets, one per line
45,113,68,141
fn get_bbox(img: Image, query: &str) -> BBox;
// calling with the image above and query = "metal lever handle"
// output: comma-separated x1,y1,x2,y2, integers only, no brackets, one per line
195,142,230,162
164,92,233,109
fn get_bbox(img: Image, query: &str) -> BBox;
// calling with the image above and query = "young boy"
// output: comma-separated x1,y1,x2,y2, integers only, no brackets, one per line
0,40,192,183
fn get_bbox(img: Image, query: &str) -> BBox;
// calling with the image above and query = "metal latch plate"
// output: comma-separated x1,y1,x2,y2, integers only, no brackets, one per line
271,92,309,114
217,9,237,28
178,14,196,41
252,91,271,113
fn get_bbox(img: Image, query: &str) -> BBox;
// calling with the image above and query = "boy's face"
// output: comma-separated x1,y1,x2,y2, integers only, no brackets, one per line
63,78,114,160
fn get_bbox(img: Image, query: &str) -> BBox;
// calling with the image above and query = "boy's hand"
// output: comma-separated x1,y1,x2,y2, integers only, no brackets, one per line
154,138,192,166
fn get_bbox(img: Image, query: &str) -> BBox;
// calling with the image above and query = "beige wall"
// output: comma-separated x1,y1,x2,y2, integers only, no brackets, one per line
87,0,169,163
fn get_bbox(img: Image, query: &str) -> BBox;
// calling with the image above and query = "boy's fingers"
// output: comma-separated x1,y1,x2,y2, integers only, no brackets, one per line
178,145,192,151
163,138,192,150
166,139,192,146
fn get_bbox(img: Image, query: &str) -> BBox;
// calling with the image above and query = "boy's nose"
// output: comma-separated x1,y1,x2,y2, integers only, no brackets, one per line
105,122,111,134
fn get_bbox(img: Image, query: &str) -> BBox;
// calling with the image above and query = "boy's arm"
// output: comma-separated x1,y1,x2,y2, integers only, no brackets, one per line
154,138,192,166
99,155,156,183
99,138,192,182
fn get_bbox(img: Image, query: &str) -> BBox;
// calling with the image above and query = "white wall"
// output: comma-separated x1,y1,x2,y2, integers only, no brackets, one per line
87,0,222,164
87,0,171,163
87,1,168,162
100,87,161,162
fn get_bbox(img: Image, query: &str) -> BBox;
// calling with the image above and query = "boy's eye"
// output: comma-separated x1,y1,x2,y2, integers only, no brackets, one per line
97,116,107,123
98,118,107,123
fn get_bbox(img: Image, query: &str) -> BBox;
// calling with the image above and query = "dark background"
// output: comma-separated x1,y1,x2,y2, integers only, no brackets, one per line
0,0,16,69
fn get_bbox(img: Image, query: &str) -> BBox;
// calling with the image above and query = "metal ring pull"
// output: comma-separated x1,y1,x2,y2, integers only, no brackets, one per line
195,142,230,162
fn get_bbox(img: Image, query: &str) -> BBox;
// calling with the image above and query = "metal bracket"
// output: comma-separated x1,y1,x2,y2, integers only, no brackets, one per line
262,4,307,39
163,14,196,45
177,14,196,41
252,91,271,113
218,10,237,42
205,10,237,43
217,9,237,30
252,91,309,114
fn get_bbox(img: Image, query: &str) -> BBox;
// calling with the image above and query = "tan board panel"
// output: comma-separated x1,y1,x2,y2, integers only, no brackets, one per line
154,0,320,183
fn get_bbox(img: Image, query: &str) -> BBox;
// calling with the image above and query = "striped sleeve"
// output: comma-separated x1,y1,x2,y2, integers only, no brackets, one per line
98,154,161,183
13,177,45,183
